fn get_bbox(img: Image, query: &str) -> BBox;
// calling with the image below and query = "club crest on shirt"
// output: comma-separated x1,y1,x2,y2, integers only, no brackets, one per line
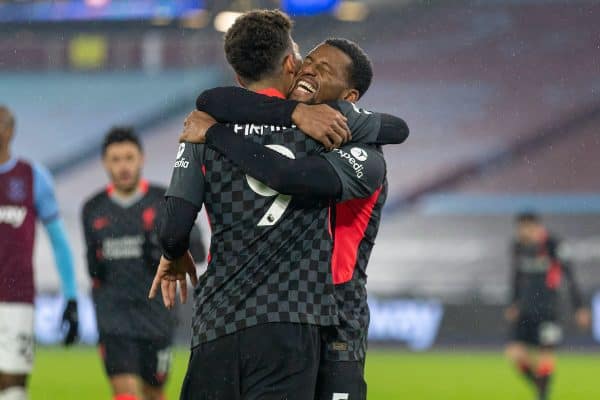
7,178,26,202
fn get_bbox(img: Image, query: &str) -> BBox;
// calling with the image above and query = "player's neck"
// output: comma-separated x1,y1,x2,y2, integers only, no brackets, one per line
0,147,10,165
246,79,286,97
111,182,141,199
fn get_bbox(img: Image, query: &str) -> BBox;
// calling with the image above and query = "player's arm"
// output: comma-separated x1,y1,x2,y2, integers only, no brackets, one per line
33,163,78,345
150,142,205,308
558,238,591,328
80,202,104,284
196,86,299,126
205,125,385,200
334,100,409,145
159,142,206,260
205,124,341,198
562,261,584,309
195,87,409,147
561,259,592,329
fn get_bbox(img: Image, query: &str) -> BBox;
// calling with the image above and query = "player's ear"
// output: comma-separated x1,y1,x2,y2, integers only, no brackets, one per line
342,89,360,103
282,53,298,76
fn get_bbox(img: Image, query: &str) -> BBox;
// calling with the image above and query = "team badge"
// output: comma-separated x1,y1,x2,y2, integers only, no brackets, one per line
7,178,26,202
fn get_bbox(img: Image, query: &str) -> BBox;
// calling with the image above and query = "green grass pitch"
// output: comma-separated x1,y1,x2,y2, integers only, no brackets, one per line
29,347,600,399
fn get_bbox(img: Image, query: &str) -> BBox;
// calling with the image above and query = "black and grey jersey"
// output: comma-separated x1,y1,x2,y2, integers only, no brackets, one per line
511,235,583,320
168,130,336,347
81,181,205,341
167,96,388,348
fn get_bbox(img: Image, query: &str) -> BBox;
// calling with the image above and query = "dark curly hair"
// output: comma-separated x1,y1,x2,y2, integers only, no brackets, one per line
324,38,373,99
102,126,142,155
224,9,294,84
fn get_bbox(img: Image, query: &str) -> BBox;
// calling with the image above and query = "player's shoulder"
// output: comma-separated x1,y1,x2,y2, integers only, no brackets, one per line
15,158,46,177
82,189,109,211
335,100,374,117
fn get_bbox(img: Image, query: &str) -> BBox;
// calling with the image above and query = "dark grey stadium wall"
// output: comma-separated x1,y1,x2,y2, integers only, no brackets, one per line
361,212,600,348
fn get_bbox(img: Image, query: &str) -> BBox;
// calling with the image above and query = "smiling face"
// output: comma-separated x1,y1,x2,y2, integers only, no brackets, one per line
289,44,358,104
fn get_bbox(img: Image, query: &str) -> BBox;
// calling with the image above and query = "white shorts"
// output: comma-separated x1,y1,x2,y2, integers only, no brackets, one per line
0,303,34,374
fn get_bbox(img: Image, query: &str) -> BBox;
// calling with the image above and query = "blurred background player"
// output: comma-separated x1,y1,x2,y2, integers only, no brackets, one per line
0,105,78,400
81,127,205,400
505,212,591,400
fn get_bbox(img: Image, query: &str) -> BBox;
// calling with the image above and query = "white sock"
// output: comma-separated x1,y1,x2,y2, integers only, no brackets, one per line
0,387,28,400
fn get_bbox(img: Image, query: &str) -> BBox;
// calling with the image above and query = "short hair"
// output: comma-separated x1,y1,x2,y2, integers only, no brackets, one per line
102,126,142,155
224,9,294,84
323,38,373,99
0,105,15,131
516,211,540,224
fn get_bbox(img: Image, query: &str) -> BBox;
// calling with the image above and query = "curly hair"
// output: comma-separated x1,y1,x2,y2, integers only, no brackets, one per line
224,9,294,83
324,38,373,99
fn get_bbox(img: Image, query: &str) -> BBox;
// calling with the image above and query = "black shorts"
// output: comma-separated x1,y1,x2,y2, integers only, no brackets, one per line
315,359,366,400
512,316,563,348
99,335,172,387
180,323,321,400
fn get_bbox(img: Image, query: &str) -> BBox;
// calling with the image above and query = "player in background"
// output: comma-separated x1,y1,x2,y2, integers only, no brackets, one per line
182,38,403,400
505,212,591,400
82,128,205,400
0,106,78,400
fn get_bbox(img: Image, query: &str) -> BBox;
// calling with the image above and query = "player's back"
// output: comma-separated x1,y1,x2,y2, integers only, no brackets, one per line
0,159,37,303
188,124,337,346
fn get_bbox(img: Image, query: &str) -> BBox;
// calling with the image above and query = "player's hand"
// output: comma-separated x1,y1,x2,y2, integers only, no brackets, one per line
291,103,351,150
179,110,217,143
149,251,198,309
575,307,592,330
61,299,79,346
504,304,519,322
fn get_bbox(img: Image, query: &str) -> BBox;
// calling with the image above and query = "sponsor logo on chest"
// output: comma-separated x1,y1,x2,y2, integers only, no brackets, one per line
102,235,144,260
519,255,551,272
0,205,28,228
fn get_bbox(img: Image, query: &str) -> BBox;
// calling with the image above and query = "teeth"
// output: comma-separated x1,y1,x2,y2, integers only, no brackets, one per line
297,80,316,93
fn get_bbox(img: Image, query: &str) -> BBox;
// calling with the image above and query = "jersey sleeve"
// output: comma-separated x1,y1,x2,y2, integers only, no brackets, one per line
556,239,584,309
196,86,298,125
165,142,206,208
332,101,409,145
205,123,341,198
333,101,381,144
32,162,60,224
80,201,105,282
321,144,386,201
44,218,77,299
